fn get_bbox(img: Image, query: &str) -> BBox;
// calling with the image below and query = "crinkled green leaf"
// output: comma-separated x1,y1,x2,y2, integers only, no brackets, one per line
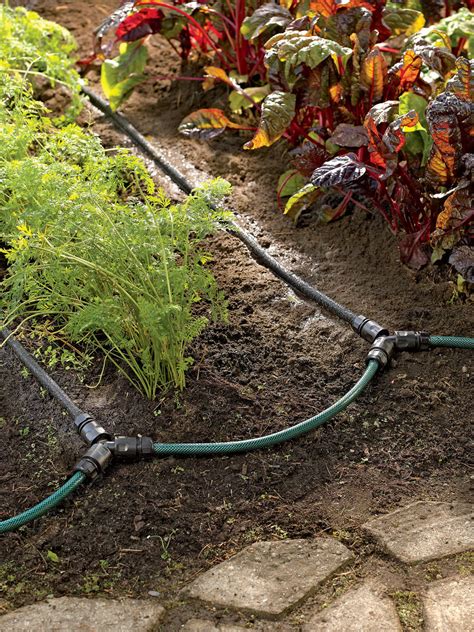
241,3,292,41
101,41,147,111
382,7,425,36
244,91,296,150
264,31,352,87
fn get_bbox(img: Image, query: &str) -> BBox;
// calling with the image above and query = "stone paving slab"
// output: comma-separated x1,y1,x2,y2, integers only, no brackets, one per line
423,576,474,631
186,538,354,618
303,583,402,631
0,597,164,632
362,501,474,563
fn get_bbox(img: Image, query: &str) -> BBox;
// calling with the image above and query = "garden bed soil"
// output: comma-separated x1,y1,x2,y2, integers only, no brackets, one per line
1,2,473,629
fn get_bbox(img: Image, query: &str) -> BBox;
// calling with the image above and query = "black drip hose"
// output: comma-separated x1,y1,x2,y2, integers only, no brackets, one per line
82,87,358,327
1,327,83,419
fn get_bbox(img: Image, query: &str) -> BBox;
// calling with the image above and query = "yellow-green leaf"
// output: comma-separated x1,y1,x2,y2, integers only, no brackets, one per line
244,91,296,150
179,109,244,140
284,183,321,223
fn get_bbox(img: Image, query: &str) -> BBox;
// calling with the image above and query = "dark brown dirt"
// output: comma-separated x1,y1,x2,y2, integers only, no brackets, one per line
1,2,473,629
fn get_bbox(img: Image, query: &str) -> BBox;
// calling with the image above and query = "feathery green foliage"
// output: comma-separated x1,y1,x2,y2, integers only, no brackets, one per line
0,4,83,120
0,74,230,398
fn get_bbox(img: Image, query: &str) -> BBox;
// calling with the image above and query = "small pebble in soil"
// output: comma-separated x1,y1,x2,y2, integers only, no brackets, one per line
148,591,160,597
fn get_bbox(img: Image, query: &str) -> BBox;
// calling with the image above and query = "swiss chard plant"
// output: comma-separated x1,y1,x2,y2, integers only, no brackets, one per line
88,1,473,271
0,74,230,399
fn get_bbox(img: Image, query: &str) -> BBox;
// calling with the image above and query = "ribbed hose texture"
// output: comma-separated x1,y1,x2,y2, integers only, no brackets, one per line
1,328,83,418
0,472,86,534
153,361,379,456
429,335,474,350
83,87,357,326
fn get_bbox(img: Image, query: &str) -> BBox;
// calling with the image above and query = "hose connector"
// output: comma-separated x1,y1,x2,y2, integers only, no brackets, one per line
104,436,154,460
74,413,111,445
394,331,430,351
367,336,395,369
72,443,113,480
352,315,389,343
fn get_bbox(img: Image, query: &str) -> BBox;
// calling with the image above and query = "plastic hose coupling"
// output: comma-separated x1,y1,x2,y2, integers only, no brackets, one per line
72,443,113,480
74,413,111,445
394,331,430,351
367,336,395,369
352,315,389,343
104,436,154,460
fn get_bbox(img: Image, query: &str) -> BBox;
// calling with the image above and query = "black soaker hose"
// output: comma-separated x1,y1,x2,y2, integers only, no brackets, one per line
0,327,109,444
82,86,363,330
1,327,82,418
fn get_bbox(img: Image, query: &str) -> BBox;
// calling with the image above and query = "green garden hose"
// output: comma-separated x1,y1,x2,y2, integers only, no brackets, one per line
0,472,86,534
153,360,379,456
1,362,380,533
429,335,474,350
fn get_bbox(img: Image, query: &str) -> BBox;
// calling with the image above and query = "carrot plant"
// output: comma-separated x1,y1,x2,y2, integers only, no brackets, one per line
0,4,83,121
0,74,230,398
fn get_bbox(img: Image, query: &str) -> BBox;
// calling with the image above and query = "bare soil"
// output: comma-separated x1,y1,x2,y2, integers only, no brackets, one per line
1,2,473,629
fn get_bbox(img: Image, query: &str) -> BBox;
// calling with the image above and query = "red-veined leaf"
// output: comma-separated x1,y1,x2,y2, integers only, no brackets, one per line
290,142,329,176
264,31,352,87
446,57,473,102
310,153,366,187
425,92,471,186
309,0,375,18
116,8,164,42
101,41,148,111
389,49,422,92
360,48,387,103
277,169,307,197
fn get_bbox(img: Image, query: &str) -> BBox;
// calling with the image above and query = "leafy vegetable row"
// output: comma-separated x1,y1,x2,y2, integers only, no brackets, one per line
88,1,473,272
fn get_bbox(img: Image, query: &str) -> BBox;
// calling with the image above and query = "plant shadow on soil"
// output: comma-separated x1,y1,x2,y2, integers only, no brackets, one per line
1,1,473,628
